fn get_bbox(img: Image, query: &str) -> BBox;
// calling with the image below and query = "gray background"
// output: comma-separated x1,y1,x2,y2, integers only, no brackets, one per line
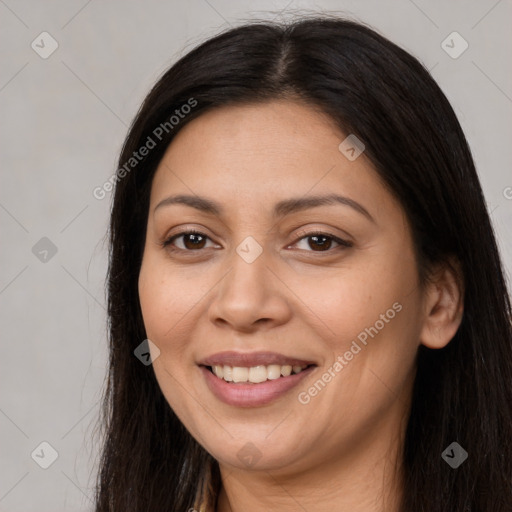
1,0,511,510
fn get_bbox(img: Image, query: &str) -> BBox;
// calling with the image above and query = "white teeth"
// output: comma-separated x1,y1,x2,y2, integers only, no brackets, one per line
249,366,267,383
267,365,281,380
211,364,308,383
281,365,292,377
223,365,233,381
232,367,249,382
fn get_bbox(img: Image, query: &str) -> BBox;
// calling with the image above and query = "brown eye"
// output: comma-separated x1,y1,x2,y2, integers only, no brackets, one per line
163,231,213,251
306,234,334,251
292,231,352,252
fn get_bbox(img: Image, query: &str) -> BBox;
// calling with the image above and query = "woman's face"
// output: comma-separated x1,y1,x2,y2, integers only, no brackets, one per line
138,100,427,475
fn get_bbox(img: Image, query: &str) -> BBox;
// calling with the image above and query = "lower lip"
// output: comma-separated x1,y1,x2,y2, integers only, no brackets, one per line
200,365,316,407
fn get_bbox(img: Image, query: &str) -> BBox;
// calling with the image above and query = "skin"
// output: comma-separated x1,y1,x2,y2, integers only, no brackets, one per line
138,100,463,512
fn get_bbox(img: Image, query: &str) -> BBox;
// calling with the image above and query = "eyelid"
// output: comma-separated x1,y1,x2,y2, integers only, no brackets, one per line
292,228,353,246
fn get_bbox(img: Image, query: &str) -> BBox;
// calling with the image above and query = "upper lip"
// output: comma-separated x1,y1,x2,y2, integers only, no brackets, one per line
198,351,317,368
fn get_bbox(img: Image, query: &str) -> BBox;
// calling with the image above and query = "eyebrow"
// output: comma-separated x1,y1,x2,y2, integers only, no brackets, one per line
154,193,374,222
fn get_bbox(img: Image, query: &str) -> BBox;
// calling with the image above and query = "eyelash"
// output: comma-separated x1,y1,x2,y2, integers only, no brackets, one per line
161,229,353,255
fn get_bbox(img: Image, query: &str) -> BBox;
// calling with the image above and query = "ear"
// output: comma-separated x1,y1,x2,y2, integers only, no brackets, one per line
420,258,464,349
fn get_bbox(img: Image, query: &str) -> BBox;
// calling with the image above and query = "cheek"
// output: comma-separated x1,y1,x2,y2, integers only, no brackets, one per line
293,255,418,347
296,247,421,402
298,282,420,443
138,256,206,345
329,271,420,402
138,257,206,430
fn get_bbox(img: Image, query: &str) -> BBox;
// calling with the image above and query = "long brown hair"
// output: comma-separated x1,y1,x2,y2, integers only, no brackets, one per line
94,16,512,511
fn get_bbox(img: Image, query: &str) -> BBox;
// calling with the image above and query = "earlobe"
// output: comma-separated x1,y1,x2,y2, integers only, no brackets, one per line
419,260,464,350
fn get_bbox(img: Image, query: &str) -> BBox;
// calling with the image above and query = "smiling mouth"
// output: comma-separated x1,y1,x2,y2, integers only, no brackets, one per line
205,364,315,384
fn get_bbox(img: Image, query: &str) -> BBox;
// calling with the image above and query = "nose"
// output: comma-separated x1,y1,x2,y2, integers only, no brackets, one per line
207,245,292,333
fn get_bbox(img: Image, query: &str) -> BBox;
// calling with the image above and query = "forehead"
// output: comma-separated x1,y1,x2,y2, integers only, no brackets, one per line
149,100,396,221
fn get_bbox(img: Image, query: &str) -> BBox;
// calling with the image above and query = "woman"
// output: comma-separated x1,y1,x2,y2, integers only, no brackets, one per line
94,16,512,511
